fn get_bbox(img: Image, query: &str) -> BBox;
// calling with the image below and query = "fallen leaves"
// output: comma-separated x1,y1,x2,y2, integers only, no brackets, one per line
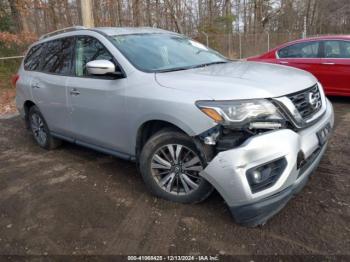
0,89,17,116
0,32,37,49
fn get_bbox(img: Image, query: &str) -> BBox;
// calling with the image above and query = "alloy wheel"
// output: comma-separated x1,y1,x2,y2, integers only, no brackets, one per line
30,113,47,146
150,144,204,195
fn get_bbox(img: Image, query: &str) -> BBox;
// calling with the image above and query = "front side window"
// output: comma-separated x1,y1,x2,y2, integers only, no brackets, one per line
41,37,75,75
75,36,114,77
278,41,320,58
24,44,44,71
324,40,350,58
110,33,227,72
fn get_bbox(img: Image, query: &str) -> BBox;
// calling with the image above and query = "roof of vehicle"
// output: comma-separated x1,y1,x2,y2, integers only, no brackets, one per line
297,35,350,41
247,35,350,59
271,35,350,51
37,26,179,44
93,27,178,36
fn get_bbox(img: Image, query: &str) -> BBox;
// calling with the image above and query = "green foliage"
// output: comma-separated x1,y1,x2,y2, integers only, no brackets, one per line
197,14,236,51
0,28,34,89
0,59,21,89
0,43,20,57
215,15,235,26
199,14,236,34
0,14,13,32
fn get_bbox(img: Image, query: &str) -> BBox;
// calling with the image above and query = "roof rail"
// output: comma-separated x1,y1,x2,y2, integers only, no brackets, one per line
39,26,87,40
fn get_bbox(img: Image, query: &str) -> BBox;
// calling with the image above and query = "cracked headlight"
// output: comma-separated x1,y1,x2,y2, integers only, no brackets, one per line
196,99,285,129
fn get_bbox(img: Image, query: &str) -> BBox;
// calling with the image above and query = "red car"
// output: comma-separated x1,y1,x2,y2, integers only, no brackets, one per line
247,35,350,96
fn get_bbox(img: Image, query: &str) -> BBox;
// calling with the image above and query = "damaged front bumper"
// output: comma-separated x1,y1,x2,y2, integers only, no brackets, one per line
200,99,334,227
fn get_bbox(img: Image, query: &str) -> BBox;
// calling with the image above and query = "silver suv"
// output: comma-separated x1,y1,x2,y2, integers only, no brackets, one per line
15,27,334,226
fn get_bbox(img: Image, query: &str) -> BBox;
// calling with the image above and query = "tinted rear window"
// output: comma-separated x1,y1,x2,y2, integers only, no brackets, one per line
24,44,44,71
41,37,75,75
324,40,350,58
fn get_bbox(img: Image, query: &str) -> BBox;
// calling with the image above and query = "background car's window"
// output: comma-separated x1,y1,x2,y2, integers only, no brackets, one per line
324,40,350,58
24,44,44,71
75,36,114,77
278,41,320,58
41,37,75,75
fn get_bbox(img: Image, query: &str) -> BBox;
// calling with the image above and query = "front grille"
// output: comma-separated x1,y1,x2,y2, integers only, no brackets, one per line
287,84,322,120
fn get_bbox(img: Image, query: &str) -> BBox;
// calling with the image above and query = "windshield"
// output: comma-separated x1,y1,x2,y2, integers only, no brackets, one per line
110,33,228,72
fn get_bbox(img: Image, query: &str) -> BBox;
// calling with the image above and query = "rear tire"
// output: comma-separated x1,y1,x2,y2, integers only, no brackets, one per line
139,130,213,204
28,105,62,150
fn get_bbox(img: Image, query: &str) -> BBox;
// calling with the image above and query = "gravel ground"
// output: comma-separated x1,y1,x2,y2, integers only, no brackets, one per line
0,97,349,257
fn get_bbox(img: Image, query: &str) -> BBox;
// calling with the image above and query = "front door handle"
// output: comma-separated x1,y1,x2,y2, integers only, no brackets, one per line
279,61,289,64
70,89,80,96
322,62,335,65
31,83,41,89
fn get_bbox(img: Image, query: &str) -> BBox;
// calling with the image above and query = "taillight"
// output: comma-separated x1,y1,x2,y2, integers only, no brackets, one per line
11,74,19,87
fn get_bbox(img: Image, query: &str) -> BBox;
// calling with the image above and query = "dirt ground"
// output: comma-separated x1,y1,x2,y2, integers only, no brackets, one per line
0,97,349,257
0,89,16,116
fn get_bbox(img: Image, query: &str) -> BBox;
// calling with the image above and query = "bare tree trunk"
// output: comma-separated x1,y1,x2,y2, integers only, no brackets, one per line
235,0,241,32
208,0,213,27
8,0,22,32
116,0,123,26
198,0,203,27
165,0,184,34
81,0,94,27
63,0,73,26
243,0,247,33
310,0,317,35
76,0,83,25
127,0,133,26
146,0,152,26
224,0,233,57
155,0,160,27
8,0,30,32
132,0,141,26
33,0,41,36
48,0,58,30
108,0,116,26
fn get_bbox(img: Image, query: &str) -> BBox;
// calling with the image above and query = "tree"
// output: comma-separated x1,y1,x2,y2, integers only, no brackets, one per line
7,0,29,32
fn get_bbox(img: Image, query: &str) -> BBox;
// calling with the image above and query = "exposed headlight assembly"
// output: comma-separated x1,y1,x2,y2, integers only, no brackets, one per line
196,99,285,129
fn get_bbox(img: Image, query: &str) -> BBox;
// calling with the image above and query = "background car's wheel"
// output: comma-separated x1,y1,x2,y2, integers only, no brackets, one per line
28,105,62,150
139,130,213,203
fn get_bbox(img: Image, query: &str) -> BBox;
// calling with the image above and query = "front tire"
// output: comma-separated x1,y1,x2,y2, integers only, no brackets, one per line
139,130,213,204
28,105,61,150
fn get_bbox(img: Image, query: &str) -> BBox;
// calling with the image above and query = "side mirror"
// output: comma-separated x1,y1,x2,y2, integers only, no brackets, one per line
86,60,117,75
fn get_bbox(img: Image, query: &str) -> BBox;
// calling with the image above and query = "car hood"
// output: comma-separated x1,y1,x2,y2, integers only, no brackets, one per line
155,61,317,100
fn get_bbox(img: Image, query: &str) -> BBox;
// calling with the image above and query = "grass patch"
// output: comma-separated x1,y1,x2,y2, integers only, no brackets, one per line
0,58,22,90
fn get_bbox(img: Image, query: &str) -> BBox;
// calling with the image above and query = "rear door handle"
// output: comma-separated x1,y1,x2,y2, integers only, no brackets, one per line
70,89,80,96
322,62,335,65
279,61,289,64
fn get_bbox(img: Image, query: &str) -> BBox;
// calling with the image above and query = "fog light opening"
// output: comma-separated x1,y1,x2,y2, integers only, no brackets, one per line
297,150,305,169
246,157,287,193
251,170,262,183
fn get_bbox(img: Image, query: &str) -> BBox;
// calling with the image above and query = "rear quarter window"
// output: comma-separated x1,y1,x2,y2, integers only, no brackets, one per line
24,44,44,71
324,40,350,58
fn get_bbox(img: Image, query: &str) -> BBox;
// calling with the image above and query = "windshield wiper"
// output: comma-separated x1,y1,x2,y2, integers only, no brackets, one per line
156,61,230,73
190,61,230,69
156,66,194,73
